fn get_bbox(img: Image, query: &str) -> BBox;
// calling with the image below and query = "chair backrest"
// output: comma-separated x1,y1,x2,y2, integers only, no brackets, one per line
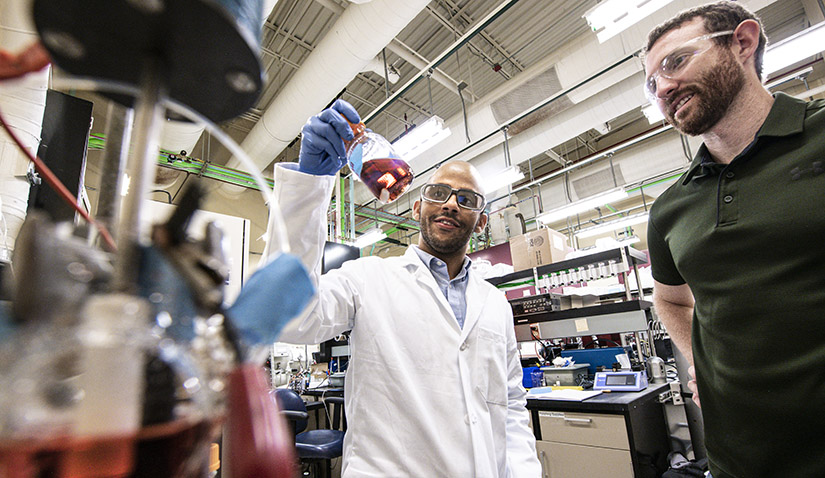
271,388,309,434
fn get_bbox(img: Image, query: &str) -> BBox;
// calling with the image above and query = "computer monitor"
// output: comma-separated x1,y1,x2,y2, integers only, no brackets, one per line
322,241,360,274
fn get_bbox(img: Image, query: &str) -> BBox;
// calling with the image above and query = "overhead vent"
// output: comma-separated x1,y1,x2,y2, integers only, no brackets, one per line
490,65,575,136
571,166,626,200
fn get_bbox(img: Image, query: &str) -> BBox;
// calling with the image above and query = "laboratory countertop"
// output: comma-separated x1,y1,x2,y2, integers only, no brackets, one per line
526,382,670,413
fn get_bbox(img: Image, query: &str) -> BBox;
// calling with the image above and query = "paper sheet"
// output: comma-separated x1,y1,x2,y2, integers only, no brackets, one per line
526,387,603,401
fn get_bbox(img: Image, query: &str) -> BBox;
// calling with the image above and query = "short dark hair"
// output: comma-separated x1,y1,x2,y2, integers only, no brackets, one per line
645,1,768,80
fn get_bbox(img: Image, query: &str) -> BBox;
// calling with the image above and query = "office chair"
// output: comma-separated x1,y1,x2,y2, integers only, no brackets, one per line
271,388,345,478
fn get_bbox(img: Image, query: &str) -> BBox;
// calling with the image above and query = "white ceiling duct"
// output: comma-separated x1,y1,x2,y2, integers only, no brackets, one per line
228,0,431,174
361,55,400,84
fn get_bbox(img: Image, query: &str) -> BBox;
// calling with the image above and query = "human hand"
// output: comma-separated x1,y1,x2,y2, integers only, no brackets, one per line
298,99,361,176
0,42,51,80
687,365,701,408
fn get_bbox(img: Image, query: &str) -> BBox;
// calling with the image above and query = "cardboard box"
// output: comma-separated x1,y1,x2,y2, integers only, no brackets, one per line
509,228,569,272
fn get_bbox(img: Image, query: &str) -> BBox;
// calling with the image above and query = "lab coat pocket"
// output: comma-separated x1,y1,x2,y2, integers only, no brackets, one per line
474,327,508,407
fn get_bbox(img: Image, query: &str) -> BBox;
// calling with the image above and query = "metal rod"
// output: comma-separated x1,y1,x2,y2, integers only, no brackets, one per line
362,0,522,123
427,71,434,116
113,59,167,292
95,102,134,238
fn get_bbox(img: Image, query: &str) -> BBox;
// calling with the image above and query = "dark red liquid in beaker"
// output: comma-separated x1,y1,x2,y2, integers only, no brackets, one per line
359,157,414,203
0,418,219,478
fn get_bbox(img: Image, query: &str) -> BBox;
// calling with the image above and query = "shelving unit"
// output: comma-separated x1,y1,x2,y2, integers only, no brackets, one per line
487,246,654,358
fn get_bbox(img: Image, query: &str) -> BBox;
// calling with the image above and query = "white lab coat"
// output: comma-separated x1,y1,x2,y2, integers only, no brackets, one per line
274,164,541,478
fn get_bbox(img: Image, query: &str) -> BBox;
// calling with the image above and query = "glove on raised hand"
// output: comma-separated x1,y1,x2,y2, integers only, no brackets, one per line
298,99,361,176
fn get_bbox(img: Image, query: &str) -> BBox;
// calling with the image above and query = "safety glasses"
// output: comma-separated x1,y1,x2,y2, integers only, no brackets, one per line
644,30,734,98
421,183,486,211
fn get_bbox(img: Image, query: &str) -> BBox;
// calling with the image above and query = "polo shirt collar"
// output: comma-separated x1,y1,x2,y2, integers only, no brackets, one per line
681,92,808,185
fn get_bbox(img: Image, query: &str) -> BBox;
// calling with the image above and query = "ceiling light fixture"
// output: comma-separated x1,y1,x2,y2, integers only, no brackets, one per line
392,116,452,161
763,21,825,75
584,0,676,43
352,228,387,249
575,212,649,238
536,187,628,225
482,165,525,193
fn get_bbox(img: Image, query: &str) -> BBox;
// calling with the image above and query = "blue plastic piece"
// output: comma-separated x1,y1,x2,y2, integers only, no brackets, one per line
561,347,627,375
522,366,540,388
227,253,314,346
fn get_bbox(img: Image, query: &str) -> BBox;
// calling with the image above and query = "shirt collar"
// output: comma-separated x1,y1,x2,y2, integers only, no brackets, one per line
681,92,808,185
412,245,472,281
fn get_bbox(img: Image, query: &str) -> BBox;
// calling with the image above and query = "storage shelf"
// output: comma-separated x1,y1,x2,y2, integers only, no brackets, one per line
487,246,648,287
514,299,652,326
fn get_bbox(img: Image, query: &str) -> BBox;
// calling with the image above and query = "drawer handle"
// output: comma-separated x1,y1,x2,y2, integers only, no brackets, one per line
563,417,592,425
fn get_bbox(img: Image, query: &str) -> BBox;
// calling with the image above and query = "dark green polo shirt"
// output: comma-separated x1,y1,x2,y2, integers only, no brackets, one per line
647,92,825,478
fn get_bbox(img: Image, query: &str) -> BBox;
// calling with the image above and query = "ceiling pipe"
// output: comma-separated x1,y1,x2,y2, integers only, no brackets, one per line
228,0,432,174
312,0,474,100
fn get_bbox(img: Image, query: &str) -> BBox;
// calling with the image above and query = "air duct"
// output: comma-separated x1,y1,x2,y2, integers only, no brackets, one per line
229,0,431,173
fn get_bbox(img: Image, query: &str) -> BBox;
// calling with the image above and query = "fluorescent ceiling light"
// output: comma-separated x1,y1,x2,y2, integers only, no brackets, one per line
482,165,524,193
575,212,649,238
584,0,675,43
353,228,387,248
642,103,665,124
392,116,452,161
537,188,628,225
763,21,825,75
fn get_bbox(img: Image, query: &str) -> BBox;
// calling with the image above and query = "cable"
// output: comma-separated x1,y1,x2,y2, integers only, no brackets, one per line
150,189,172,204
0,107,117,252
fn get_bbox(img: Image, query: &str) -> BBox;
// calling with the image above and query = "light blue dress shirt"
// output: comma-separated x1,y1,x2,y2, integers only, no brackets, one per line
412,245,472,329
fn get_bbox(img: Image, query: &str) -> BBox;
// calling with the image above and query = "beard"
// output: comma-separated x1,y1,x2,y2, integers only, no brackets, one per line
419,211,477,256
666,49,745,136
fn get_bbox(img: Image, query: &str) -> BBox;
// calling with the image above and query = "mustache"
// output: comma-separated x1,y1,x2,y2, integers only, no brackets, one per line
429,211,464,227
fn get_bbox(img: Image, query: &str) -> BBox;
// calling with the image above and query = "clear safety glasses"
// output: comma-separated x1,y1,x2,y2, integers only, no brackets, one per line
421,183,486,211
644,30,734,98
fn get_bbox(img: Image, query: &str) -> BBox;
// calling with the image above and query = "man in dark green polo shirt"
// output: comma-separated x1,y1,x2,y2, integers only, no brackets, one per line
643,2,825,477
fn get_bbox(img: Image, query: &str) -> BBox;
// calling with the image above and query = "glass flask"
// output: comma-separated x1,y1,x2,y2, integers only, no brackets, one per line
0,294,222,478
344,121,414,204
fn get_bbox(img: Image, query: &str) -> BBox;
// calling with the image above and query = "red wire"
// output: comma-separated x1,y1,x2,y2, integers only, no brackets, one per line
0,106,117,252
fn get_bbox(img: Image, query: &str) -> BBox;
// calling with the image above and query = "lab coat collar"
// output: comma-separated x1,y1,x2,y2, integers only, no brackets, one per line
400,247,489,337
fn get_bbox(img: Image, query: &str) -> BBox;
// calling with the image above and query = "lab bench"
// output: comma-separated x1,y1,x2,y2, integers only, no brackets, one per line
527,383,670,478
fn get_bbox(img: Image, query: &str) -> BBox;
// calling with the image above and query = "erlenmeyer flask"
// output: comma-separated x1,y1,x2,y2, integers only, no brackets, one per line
344,121,414,204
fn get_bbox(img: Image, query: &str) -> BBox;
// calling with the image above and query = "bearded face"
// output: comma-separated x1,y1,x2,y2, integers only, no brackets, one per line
418,207,481,256
664,47,746,136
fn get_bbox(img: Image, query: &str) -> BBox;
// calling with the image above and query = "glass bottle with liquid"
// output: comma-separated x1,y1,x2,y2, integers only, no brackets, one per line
343,121,414,204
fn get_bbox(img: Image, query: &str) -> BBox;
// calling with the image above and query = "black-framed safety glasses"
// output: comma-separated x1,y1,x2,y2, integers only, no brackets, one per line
420,183,486,211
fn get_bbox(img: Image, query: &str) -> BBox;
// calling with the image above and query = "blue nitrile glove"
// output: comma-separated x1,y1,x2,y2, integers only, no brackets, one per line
226,253,314,346
298,99,361,176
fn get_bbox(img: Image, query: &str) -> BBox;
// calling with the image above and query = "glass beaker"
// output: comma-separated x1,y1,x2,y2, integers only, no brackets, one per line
531,369,544,388
343,121,414,204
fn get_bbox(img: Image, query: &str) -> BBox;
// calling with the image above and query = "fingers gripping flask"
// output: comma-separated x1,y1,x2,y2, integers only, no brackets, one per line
343,121,414,204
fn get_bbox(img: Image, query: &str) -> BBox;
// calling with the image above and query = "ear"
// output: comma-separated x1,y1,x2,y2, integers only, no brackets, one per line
473,212,488,234
413,200,421,221
731,19,761,66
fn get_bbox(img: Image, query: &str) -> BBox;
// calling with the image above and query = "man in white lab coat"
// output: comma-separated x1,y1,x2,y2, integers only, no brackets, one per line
274,99,541,477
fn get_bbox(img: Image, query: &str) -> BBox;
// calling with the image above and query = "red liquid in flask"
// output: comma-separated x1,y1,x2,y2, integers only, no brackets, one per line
0,418,219,478
359,158,414,203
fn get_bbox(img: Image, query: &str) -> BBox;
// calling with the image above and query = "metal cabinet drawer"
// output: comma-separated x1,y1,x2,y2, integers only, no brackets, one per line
536,440,634,478
538,410,629,450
